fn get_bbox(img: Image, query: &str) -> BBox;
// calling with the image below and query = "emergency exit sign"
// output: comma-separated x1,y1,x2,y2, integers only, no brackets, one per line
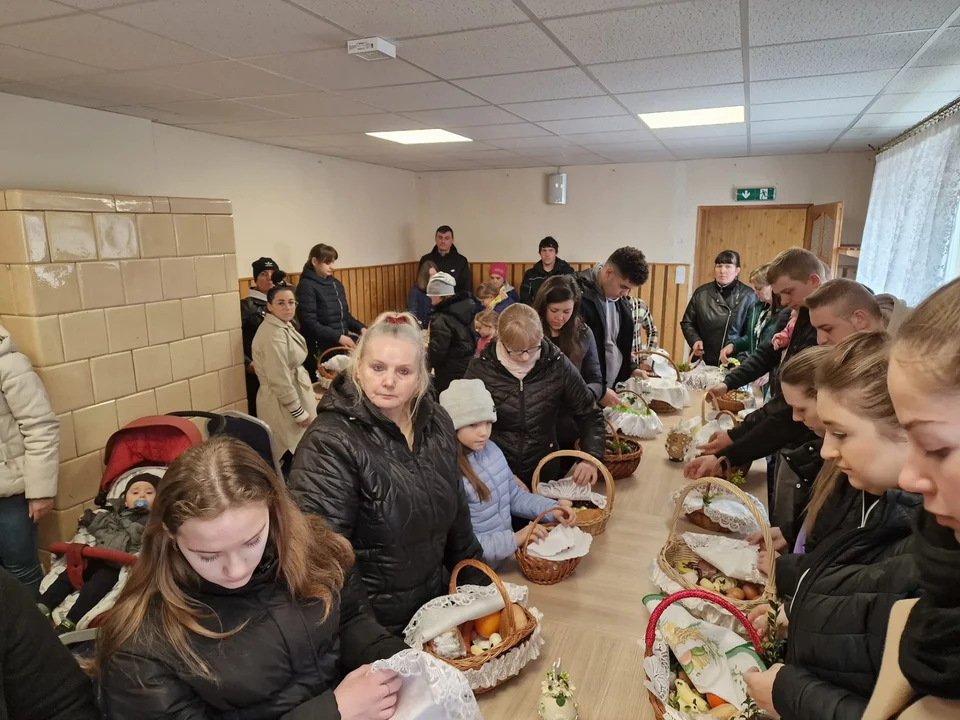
735,187,776,201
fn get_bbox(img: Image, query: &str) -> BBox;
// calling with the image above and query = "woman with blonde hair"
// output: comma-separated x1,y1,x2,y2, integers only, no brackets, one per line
289,312,485,634
465,303,604,488
861,277,960,719
97,436,407,720
744,331,923,720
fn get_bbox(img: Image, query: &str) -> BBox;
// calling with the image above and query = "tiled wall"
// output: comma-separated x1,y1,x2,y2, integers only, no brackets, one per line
0,189,246,546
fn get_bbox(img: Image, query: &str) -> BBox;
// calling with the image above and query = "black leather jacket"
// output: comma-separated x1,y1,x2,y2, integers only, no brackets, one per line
680,280,757,365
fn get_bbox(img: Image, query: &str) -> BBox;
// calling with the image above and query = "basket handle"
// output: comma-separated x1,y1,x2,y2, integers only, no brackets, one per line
687,349,700,366
635,349,681,381
448,559,517,637
603,417,624,456
530,449,615,512
520,505,566,557
617,388,651,415
672,477,776,595
316,345,352,366
714,409,740,428
644,589,763,653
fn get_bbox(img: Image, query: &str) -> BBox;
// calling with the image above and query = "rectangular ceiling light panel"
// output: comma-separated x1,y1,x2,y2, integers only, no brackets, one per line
640,105,744,128
366,129,473,144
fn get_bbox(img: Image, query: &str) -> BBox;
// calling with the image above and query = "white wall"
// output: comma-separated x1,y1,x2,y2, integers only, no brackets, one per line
415,153,876,267
0,92,418,275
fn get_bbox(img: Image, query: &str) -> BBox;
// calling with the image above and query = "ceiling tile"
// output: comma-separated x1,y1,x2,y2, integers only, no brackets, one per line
536,115,644,134
445,149,530,162
288,0,527,38
125,61,320,98
577,140,664,153
749,130,843,146
750,70,897,103
546,0,741,64
454,68,604,104
672,142,748,159
399,24,572,78
885,65,960,93
749,0,958,46
238,92,382,117
916,27,960,67
830,139,877,152
749,32,932,81
594,148,674,162
341,82,482,112
103,0,348,58
0,13,217,70
617,84,744,114
854,112,931,128
590,50,743,94
750,144,829,156
653,123,746,140
52,0,148,7
37,72,213,105
485,136,575,149
840,127,901,141
0,0,77,26
401,105,520,127
181,114,426,138
0,81,107,107
455,123,553,140
559,128,656,143
147,99,289,123
752,116,857,134
869,92,957,113
0,45,102,81
502,96,626,121
750,96,873,121
249,49,434,90
524,0,665,19
272,133,395,148
104,104,209,122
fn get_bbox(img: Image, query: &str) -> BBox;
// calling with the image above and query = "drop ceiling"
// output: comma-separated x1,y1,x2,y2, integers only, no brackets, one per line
1,0,959,172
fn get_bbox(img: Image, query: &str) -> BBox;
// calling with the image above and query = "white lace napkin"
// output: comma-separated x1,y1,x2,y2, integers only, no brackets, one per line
527,525,592,561
322,354,351,372
414,593,506,644
682,532,769,584
370,650,483,720
536,477,607,510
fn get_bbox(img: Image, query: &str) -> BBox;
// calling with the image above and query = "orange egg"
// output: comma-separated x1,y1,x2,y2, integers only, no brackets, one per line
475,610,501,638
706,693,729,709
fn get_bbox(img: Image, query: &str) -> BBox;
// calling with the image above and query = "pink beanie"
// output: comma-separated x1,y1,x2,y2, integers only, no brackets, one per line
490,262,508,279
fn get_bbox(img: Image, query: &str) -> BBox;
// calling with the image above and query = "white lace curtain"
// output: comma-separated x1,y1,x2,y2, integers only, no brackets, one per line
858,111,960,305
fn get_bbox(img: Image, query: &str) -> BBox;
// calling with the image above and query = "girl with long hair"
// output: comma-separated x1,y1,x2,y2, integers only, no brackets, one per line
97,436,406,719
407,260,437,328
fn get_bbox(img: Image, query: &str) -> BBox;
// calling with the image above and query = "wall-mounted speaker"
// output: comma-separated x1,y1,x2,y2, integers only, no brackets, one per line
547,173,567,205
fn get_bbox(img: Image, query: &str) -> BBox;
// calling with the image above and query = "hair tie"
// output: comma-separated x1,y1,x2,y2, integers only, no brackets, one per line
385,315,406,325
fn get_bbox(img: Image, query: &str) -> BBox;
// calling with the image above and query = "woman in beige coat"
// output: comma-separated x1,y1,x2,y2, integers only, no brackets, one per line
0,326,59,598
252,286,317,474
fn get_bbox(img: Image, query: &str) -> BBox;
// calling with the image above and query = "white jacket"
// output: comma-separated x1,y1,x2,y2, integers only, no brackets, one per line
0,327,59,499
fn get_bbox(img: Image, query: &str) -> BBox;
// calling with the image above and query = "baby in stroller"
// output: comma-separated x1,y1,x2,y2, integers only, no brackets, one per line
39,473,157,635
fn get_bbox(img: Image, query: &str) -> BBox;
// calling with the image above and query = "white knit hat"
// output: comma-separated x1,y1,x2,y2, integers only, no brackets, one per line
439,379,497,430
426,272,456,297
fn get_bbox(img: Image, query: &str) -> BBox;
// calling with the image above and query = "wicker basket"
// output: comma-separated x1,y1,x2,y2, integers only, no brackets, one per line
530,449,615,537
635,350,684,414
316,345,352,381
612,388,657,440
514,505,583,585
423,559,538,694
644,589,764,720
578,418,643,479
714,389,751,414
658,477,777,614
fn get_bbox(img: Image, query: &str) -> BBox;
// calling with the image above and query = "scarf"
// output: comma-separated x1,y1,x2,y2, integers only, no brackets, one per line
899,511,960,698
496,340,540,381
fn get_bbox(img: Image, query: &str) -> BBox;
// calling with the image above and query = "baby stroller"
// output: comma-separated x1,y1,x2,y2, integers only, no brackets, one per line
48,410,284,648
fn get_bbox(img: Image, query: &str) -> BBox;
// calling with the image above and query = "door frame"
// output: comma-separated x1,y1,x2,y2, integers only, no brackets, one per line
694,204,813,288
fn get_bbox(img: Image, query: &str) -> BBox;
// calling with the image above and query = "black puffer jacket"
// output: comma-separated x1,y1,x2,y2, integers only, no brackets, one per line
575,268,636,387
295,267,365,358
464,338,605,484
428,292,477,393
771,435,824,549
100,549,406,719
680,279,757,366
772,490,923,720
289,376,485,634
419,246,470,294
520,258,575,304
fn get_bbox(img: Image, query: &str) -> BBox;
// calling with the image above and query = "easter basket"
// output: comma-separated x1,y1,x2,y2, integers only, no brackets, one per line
671,483,767,536
577,418,643,479
316,346,353,383
603,389,663,439
678,351,726,392
631,350,691,414
411,559,543,694
657,478,777,614
714,389,752,414
531,449,615,537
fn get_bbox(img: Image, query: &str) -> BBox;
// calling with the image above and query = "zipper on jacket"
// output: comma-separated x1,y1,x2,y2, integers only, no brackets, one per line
517,378,525,462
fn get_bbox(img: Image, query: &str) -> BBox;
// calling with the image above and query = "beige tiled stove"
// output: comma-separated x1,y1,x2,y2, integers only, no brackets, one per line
0,189,245,545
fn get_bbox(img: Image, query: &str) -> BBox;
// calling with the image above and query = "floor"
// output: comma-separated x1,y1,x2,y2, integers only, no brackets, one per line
474,391,767,719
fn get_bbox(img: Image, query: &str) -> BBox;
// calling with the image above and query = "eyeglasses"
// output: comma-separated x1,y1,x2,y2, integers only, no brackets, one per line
272,300,298,308
504,345,539,357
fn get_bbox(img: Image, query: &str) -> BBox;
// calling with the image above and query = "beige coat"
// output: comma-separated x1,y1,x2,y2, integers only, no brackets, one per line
0,327,59,499
252,313,316,455
863,599,960,720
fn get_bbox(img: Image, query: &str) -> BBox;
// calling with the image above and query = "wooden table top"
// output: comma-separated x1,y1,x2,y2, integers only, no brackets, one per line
475,391,768,720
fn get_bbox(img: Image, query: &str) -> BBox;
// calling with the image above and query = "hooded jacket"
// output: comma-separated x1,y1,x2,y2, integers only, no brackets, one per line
77,501,149,555
464,338,605,484
680,279,757,366
419,246,471,295
288,376,485,635
771,435,824,549
771,490,923,720
295,267,365,358
0,327,59,500
428,291,477,393
520,259,575,304
100,548,407,719
575,267,637,388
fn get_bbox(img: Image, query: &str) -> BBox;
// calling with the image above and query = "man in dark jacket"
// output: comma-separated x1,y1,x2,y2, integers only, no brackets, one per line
576,247,649,407
240,256,277,416
418,225,470,295
520,236,575,304
426,272,477,393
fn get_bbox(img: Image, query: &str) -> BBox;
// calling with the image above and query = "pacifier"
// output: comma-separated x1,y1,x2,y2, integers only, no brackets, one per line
134,499,150,509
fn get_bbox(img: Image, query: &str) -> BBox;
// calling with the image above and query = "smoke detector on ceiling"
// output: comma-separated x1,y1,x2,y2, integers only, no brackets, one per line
347,37,396,61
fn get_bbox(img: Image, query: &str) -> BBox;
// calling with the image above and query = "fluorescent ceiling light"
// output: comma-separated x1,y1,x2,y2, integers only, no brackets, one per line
367,129,472,145
639,105,744,129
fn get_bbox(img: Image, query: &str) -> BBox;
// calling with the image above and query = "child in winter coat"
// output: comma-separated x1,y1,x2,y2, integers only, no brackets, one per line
474,308,498,357
38,473,157,635
439,379,576,568
477,281,517,315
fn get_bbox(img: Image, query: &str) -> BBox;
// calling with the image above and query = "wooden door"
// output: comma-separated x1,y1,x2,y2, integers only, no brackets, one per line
803,202,844,278
694,206,810,288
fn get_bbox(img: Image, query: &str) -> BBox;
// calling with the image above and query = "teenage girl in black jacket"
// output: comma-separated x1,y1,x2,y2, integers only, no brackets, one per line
97,436,406,720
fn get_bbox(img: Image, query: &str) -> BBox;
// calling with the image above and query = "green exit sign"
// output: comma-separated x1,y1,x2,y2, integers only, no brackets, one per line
735,187,776,201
